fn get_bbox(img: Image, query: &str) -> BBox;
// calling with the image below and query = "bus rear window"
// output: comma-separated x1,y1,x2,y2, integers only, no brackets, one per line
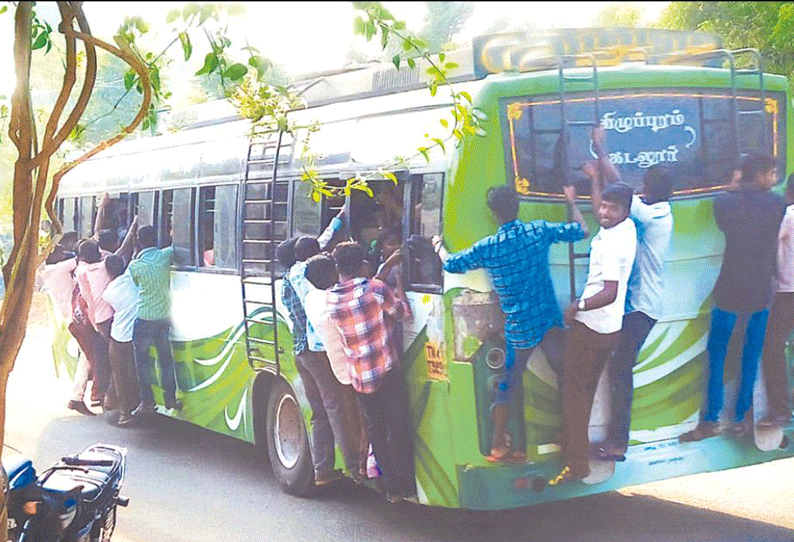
500,88,786,196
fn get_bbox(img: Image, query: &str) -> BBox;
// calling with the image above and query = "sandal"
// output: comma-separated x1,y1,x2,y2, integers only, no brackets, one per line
485,446,512,463
679,421,721,443
548,465,588,486
593,447,626,462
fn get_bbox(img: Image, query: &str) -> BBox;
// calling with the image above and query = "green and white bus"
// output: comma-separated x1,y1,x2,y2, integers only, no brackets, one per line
51,28,794,510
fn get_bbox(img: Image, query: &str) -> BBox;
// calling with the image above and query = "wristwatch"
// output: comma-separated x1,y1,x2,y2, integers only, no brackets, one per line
578,298,586,311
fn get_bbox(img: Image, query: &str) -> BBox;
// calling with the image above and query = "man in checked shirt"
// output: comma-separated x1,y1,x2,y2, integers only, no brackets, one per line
327,241,415,503
433,184,589,463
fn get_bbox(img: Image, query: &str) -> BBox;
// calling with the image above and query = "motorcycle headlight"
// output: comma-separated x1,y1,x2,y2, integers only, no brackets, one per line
56,498,77,531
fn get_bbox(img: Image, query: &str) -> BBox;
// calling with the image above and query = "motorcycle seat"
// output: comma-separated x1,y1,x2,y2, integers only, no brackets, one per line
41,468,112,502
2,455,35,491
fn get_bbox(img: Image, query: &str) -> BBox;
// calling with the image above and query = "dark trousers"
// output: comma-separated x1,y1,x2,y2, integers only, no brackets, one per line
95,318,115,406
761,292,794,417
355,367,415,496
561,321,618,474
607,311,657,450
295,350,363,477
109,338,141,417
132,318,177,406
68,319,110,401
704,307,769,423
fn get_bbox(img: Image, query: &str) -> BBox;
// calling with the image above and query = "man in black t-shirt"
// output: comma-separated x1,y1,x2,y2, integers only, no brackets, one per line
681,153,786,442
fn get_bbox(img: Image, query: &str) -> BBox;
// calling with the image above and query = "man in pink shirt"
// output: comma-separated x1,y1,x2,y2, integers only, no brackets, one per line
75,216,138,411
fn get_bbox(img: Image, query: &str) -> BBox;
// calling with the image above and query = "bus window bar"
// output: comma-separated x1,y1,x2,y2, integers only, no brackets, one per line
242,277,275,285
246,317,277,325
244,301,277,309
248,354,281,365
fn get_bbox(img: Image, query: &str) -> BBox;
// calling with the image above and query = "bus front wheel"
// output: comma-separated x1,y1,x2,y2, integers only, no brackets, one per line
266,378,314,497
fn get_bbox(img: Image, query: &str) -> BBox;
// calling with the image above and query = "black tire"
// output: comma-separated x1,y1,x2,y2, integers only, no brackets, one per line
266,378,314,496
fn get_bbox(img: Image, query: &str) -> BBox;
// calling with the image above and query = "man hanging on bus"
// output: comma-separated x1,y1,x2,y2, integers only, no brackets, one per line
758,172,794,429
432,183,589,463
582,127,675,462
680,153,786,441
128,225,181,416
549,180,636,485
279,209,352,486
327,241,415,502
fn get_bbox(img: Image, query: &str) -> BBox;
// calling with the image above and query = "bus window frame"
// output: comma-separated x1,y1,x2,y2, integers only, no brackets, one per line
404,172,445,294
159,187,197,271
501,87,787,200
198,183,240,275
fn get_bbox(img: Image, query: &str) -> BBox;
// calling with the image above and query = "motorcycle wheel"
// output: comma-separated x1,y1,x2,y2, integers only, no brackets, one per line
92,505,116,542
266,378,314,497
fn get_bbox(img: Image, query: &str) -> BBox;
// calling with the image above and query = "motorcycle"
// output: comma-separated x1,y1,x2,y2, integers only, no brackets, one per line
3,444,128,542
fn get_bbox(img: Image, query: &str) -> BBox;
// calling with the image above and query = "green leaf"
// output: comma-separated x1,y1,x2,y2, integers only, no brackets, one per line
353,15,366,35
199,4,215,24
429,81,437,97
311,190,321,203
249,55,271,78
380,25,389,50
407,57,416,69
124,70,136,91
440,118,448,128
46,38,52,54
31,32,48,50
392,55,401,70
438,52,445,63
384,171,398,184
0,6,7,14
431,138,446,153
459,91,472,104
183,3,199,20
195,53,219,76
223,63,248,81
444,62,459,70
402,39,413,51
418,147,429,162
393,20,406,30
453,129,463,140
178,32,192,61
166,8,180,23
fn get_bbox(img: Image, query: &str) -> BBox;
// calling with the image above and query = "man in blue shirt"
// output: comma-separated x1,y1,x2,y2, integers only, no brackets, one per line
433,184,588,462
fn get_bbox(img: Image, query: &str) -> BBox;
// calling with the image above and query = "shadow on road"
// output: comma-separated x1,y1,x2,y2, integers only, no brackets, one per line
28,412,794,542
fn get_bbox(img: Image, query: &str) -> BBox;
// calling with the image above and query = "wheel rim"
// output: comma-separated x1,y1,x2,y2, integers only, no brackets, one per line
274,393,302,469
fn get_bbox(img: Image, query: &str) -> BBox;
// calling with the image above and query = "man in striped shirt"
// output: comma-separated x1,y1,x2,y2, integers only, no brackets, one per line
128,225,181,416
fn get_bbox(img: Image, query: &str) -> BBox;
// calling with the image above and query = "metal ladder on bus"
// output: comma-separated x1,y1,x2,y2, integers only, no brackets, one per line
553,54,602,301
653,48,770,165
240,130,291,374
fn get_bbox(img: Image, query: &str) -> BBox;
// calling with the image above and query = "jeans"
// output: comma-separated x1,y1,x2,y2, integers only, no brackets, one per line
132,318,177,406
704,307,769,423
355,367,415,496
761,293,794,418
296,350,363,477
495,326,566,405
607,311,657,450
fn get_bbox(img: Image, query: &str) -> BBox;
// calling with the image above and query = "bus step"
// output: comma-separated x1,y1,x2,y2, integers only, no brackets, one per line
571,252,590,259
562,76,595,82
242,276,275,283
244,299,277,307
244,199,274,204
242,239,276,245
738,110,765,115
248,354,280,365
247,337,277,346
242,258,276,264
567,120,598,127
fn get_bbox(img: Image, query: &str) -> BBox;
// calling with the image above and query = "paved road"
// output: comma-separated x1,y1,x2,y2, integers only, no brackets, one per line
7,303,794,542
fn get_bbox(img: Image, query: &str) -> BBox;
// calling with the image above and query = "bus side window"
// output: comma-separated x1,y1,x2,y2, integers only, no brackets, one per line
199,185,238,270
161,188,195,267
61,197,78,233
79,196,95,239
407,173,444,290
132,191,158,230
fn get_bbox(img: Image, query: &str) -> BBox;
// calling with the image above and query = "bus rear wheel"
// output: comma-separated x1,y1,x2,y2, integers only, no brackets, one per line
266,378,314,497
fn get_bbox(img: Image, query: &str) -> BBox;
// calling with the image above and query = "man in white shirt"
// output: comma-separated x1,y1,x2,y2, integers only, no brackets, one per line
101,255,140,426
303,253,367,482
759,173,794,427
584,129,675,461
550,182,637,486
